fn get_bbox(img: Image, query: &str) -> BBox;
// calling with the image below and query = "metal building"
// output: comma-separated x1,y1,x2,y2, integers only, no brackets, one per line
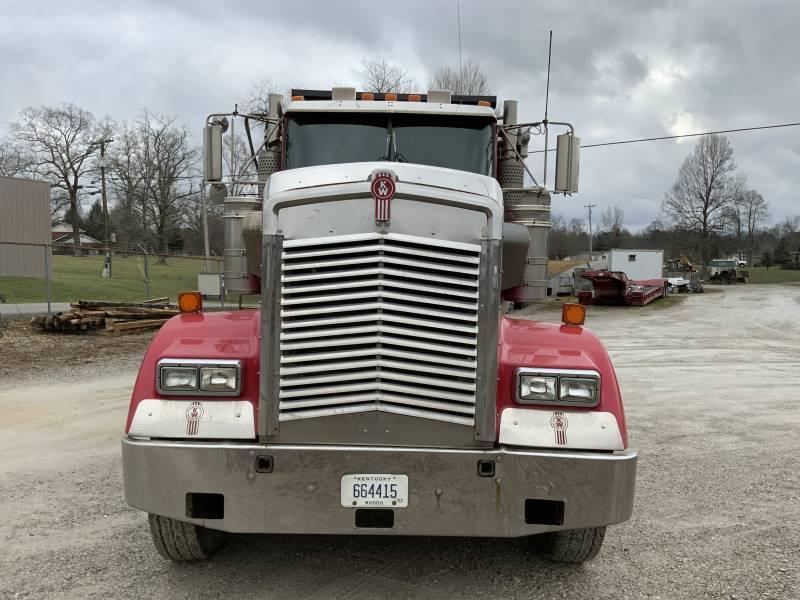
0,176,51,277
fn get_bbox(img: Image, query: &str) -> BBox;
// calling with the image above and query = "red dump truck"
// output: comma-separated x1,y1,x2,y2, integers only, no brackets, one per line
122,87,636,563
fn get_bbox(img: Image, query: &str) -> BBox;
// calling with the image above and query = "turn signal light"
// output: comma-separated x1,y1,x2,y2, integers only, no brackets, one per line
561,303,585,326
178,291,203,313
385,93,398,101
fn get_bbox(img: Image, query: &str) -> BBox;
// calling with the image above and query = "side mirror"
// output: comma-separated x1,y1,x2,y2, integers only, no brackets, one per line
554,133,580,194
203,120,226,182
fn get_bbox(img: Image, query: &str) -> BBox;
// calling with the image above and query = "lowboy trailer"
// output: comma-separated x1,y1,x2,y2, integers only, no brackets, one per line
122,87,636,564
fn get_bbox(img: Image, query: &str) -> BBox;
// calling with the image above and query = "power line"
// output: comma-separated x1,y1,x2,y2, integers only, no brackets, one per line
529,121,800,154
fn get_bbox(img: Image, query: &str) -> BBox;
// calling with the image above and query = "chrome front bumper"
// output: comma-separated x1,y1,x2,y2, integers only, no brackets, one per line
122,438,636,536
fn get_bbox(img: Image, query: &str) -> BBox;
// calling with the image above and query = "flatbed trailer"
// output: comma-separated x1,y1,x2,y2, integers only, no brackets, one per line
578,271,666,306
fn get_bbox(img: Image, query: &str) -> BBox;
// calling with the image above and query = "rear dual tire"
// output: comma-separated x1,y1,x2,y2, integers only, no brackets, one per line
531,526,606,563
148,514,227,561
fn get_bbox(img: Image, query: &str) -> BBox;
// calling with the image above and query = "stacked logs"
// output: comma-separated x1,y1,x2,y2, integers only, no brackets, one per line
31,298,178,336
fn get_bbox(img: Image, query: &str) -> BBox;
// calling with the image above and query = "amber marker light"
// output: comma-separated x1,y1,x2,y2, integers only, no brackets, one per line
385,93,398,101
408,94,422,102
361,92,375,101
561,303,586,326
178,291,203,313
478,100,492,107
290,95,305,101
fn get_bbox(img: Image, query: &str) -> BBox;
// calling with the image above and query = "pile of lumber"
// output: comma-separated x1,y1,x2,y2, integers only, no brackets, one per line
32,298,179,336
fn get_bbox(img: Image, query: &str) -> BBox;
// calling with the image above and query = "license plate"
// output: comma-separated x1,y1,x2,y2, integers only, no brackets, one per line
340,474,408,508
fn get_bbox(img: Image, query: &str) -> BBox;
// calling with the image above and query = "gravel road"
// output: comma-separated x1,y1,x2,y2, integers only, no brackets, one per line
1,285,798,599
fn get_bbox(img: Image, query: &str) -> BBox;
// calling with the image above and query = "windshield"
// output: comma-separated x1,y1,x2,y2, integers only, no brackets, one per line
284,113,494,176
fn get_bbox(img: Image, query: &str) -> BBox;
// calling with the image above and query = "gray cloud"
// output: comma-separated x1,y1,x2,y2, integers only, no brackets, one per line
1,0,798,229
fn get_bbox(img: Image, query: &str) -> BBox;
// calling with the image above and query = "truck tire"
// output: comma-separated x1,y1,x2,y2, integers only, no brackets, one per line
531,526,606,563
148,514,227,561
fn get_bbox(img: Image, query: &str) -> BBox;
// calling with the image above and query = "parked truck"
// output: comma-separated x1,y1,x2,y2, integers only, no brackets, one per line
122,88,637,564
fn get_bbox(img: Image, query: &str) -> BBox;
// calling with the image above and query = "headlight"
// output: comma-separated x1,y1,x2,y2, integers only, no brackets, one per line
518,375,557,403
157,359,241,395
515,369,600,407
160,366,198,391
200,366,238,392
559,377,598,404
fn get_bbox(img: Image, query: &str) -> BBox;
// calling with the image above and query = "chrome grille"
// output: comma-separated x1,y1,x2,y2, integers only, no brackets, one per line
278,232,481,426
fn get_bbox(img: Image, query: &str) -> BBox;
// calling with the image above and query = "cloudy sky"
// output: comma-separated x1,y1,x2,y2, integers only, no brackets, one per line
1,0,798,229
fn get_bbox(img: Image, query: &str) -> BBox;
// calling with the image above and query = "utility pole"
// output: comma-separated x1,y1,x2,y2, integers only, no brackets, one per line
585,203,597,259
99,138,114,277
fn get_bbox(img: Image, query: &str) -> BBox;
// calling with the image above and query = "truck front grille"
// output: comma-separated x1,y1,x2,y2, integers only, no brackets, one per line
278,232,481,426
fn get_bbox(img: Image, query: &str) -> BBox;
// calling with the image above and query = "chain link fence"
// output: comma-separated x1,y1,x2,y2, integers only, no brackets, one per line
0,240,241,321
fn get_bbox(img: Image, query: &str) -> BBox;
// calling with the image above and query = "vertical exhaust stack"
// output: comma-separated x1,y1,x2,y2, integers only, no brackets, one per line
500,100,551,303
221,93,282,295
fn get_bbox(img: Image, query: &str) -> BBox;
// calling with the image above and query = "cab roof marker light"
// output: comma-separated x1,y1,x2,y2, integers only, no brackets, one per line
291,95,305,101
384,93,398,101
361,92,375,101
408,94,422,102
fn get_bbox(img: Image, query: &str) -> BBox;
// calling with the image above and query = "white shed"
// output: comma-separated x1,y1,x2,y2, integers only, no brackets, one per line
608,249,663,281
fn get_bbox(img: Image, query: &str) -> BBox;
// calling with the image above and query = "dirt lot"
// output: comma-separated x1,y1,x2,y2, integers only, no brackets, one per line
1,285,799,599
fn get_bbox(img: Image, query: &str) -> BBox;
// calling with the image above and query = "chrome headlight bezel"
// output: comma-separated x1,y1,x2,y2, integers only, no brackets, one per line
515,368,600,407
157,359,242,396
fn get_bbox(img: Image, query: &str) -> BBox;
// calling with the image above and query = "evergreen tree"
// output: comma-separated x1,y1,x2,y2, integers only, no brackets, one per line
773,237,791,267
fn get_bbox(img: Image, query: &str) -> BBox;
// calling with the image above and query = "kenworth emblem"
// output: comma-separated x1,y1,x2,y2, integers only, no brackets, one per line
185,401,204,436
550,411,568,445
371,170,396,223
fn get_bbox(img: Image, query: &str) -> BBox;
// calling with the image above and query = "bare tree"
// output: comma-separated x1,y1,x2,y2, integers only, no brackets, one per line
241,78,288,114
361,57,415,93
108,122,149,248
600,206,625,231
429,60,489,95
728,187,769,266
223,131,257,197
136,111,199,261
11,104,108,253
662,134,738,268
0,136,36,178
568,217,585,236
599,205,625,249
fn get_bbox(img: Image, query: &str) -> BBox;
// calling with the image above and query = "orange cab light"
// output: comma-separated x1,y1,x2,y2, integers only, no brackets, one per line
561,303,586,326
361,92,375,101
291,95,305,101
385,92,398,101
478,100,491,107
178,291,203,313
408,94,421,102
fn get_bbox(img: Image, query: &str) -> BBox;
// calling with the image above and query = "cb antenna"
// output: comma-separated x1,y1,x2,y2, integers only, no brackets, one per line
543,30,553,186
457,3,463,95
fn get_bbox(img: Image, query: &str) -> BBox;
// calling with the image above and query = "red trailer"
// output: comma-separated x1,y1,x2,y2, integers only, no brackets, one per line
579,270,666,307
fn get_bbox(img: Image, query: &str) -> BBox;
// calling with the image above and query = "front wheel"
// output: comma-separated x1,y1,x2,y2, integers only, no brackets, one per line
531,526,606,563
148,514,227,561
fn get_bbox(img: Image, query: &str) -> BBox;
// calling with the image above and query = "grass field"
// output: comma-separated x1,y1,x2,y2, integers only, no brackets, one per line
745,266,800,284
0,254,223,303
